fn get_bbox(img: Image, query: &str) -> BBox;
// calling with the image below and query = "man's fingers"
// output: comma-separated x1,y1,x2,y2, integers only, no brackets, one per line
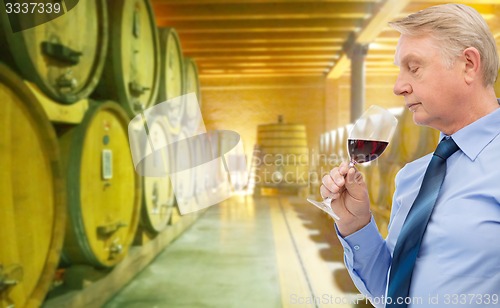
345,167,364,186
322,173,341,193
345,167,356,184
320,185,331,199
331,162,349,185
320,185,340,200
320,162,363,201
338,161,350,176
332,172,345,187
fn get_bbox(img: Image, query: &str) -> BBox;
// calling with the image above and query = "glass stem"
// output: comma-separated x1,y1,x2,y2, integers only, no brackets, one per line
348,159,356,168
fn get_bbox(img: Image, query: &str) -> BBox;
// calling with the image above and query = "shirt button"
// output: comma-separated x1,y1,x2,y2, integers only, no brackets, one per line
354,245,360,251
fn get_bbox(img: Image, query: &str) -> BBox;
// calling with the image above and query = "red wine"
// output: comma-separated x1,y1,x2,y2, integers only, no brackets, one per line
347,139,389,164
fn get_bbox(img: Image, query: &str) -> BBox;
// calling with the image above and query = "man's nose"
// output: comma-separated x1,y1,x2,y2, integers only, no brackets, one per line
393,73,412,96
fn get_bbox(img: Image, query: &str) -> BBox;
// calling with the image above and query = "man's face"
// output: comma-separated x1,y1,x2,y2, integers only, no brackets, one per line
393,34,465,132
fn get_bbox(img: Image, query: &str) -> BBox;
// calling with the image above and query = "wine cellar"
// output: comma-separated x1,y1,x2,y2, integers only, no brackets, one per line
2,0,500,307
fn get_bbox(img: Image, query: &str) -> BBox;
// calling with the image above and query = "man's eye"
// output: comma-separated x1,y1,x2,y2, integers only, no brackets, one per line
410,67,419,73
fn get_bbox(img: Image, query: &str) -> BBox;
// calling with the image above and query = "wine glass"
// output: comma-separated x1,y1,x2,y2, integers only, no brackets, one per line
307,105,398,220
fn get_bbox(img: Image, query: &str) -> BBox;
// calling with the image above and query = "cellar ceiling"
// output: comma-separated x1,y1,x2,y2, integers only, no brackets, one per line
152,0,500,78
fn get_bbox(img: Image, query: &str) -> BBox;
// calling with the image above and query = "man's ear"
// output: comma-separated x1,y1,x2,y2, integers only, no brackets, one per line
462,47,481,85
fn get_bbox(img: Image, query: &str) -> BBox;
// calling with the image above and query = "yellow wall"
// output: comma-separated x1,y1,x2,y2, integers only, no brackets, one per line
200,75,326,164
199,72,404,165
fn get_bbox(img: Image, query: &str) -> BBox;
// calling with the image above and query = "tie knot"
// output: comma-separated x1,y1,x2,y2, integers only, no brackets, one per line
433,137,459,160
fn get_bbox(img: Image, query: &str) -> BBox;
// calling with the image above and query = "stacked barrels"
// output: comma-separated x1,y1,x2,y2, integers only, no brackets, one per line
318,109,439,237
317,126,348,181
0,1,203,306
255,116,309,195
0,64,66,308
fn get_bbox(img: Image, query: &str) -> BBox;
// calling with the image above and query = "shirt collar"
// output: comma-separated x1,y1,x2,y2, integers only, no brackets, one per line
441,105,500,161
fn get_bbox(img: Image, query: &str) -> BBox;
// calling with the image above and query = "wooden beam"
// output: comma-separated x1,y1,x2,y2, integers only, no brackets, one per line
201,68,327,73
191,55,338,61
403,3,497,20
156,18,361,32
182,43,342,53
152,0,379,4
196,58,335,64
356,0,412,43
176,32,348,43
366,54,397,60
327,54,350,79
153,3,373,20
198,62,330,70
199,68,327,75
199,72,323,77
368,42,398,50
412,0,500,4
198,62,333,68
327,0,412,79
185,50,343,57
365,67,400,72
373,37,400,44
365,61,398,67
197,65,332,75
346,67,399,73
180,39,345,47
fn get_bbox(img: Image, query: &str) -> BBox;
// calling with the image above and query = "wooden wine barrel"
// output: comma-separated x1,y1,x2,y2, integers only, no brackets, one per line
158,28,184,103
154,28,186,140
256,120,309,187
319,133,327,156
394,108,440,162
182,59,203,136
219,130,247,191
378,127,398,164
191,134,214,206
182,95,204,137
340,124,353,161
326,130,336,154
256,165,309,184
366,162,383,205
326,130,334,155
333,126,345,159
317,133,328,177
372,209,390,239
171,130,196,212
378,162,404,209
59,101,141,268
205,130,228,191
0,64,66,308
184,57,201,106
93,0,160,117
139,116,176,234
257,124,308,141
0,0,108,104
325,129,341,171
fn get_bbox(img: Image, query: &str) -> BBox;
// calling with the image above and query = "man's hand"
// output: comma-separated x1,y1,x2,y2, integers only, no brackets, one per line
321,162,372,237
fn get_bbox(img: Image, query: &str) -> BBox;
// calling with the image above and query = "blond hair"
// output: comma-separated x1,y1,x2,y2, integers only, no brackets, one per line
389,4,499,86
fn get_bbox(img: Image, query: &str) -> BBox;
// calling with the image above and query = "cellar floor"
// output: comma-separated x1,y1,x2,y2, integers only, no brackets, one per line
104,194,373,308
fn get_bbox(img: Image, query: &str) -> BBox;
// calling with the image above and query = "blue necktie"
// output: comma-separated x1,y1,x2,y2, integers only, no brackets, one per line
386,137,459,307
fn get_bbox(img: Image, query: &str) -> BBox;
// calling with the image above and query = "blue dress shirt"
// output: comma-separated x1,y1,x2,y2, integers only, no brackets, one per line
336,107,500,307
